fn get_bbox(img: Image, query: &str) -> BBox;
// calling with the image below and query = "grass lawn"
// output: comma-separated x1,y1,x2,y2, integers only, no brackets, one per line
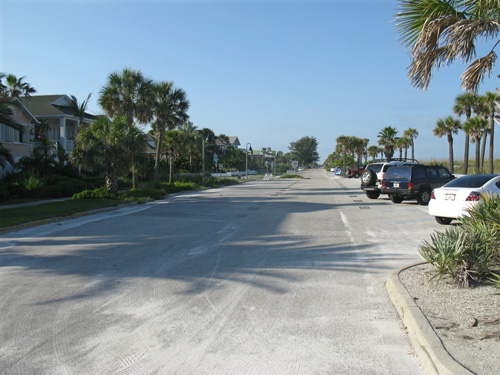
0,199,127,229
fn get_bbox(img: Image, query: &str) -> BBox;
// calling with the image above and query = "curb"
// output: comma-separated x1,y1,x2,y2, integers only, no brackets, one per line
386,262,474,375
0,201,140,234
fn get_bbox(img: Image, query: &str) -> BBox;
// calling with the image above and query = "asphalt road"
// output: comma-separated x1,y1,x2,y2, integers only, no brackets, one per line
0,169,438,374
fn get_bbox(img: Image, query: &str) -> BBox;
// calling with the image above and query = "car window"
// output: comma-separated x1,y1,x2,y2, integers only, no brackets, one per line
427,167,439,178
446,174,498,188
413,165,426,178
437,167,452,178
384,166,411,179
367,164,382,173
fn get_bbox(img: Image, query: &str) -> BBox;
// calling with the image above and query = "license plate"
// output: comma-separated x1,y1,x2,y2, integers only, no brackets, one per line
445,194,455,201
393,183,399,188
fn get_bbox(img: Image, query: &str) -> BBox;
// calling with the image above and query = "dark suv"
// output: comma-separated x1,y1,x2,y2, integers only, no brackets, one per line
381,165,454,205
360,159,421,199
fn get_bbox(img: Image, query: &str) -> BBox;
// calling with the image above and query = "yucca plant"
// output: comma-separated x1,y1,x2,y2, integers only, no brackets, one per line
420,192,500,287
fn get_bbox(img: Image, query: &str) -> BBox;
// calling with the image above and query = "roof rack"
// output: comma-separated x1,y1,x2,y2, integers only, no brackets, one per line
370,158,419,163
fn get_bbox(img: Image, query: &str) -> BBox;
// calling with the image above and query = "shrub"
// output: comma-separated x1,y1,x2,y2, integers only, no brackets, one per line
24,176,46,198
120,188,164,201
73,186,117,200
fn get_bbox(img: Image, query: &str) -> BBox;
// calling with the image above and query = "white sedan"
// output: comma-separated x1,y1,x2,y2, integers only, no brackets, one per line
429,173,500,224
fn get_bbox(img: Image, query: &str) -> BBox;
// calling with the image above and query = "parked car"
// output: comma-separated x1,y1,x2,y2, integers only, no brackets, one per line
360,159,421,199
334,167,342,176
346,165,365,178
429,174,500,224
381,164,454,205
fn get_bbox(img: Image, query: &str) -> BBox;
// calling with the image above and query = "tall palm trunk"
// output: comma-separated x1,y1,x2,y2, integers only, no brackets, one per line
489,113,495,173
447,133,454,174
154,128,165,181
480,129,488,173
475,138,481,174
464,135,470,174
169,154,175,183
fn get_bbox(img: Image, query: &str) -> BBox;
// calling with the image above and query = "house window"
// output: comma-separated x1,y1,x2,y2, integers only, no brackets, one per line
0,123,20,142
48,125,60,141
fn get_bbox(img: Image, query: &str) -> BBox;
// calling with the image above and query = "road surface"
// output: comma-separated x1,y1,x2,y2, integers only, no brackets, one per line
0,169,436,374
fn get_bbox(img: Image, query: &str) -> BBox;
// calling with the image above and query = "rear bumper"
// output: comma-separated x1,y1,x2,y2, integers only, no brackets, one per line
428,201,475,219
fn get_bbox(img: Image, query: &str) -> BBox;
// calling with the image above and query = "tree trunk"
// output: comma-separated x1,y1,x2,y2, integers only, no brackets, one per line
154,129,164,181
447,134,454,174
169,155,174,183
105,174,118,195
489,116,495,173
475,139,481,174
480,131,487,173
464,135,470,175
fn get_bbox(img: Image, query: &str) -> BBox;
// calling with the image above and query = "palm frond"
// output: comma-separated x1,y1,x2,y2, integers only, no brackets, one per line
461,50,497,91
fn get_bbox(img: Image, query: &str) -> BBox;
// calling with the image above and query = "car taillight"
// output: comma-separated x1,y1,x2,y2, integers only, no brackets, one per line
466,191,481,201
408,182,413,190
381,174,385,179
382,181,386,188
431,190,436,199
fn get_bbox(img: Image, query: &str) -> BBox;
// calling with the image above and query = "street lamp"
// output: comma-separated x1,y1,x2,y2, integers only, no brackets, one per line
246,143,253,179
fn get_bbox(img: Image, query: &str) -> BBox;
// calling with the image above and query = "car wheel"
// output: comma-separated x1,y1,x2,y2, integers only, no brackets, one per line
435,216,452,225
417,188,431,205
361,169,375,186
354,172,360,178
389,194,403,203
365,191,380,199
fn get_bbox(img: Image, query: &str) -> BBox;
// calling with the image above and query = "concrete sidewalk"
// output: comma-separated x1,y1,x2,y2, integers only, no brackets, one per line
0,197,73,210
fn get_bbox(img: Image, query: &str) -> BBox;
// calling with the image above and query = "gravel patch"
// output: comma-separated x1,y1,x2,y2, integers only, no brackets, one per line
399,263,500,375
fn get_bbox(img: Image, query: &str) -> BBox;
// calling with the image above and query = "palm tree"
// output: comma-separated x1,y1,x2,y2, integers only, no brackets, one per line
162,130,184,183
367,145,380,161
396,1,500,92
69,93,92,125
453,92,478,174
0,145,14,169
178,120,197,133
433,116,461,173
378,126,398,160
464,117,487,174
403,128,418,160
482,91,498,173
4,74,36,99
150,81,190,181
98,68,154,125
71,115,146,194
394,137,405,159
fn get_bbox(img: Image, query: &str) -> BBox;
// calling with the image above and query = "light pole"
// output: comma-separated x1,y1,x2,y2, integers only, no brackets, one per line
246,143,252,179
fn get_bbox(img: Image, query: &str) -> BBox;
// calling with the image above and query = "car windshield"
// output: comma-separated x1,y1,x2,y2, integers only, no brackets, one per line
367,164,382,173
444,174,499,188
383,166,411,180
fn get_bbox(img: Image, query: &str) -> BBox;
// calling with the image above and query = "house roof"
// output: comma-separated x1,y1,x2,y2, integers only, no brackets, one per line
9,97,40,124
229,136,240,146
19,95,96,120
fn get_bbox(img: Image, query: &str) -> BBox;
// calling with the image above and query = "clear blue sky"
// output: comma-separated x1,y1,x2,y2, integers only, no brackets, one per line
2,0,499,163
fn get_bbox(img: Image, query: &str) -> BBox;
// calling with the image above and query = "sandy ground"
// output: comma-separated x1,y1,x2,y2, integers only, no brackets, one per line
399,263,500,375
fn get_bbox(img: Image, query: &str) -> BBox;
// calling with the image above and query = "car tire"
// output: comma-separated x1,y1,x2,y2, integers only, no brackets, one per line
389,194,403,203
361,169,375,186
354,172,360,178
416,188,431,205
365,190,380,199
435,216,452,225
